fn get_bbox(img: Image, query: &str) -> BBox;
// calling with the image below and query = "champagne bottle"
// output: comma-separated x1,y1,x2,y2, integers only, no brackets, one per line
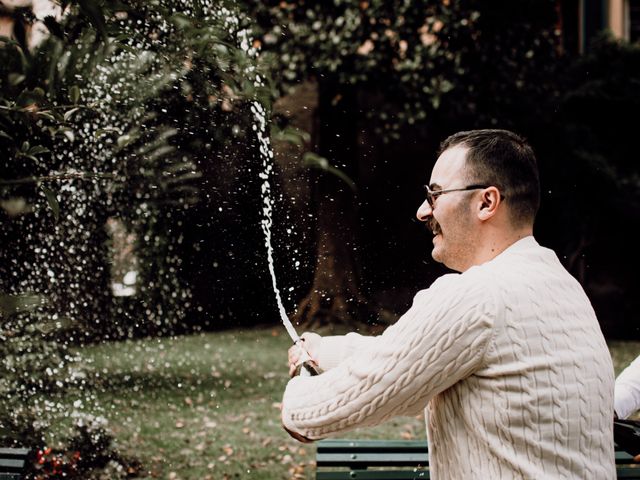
293,342,322,377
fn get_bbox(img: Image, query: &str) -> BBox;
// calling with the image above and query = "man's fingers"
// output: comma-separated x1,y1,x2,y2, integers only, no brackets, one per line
288,346,300,365
634,453,640,463
288,344,302,377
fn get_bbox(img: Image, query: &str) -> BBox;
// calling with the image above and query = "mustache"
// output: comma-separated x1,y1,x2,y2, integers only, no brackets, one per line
427,218,441,235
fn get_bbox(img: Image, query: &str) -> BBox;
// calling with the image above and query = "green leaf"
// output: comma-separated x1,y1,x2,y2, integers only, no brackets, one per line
0,35,29,70
55,127,75,142
303,152,357,191
8,73,26,86
28,145,50,156
165,171,203,185
116,134,133,148
0,130,13,141
69,86,81,104
165,161,197,174
40,185,60,222
303,152,329,169
36,110,57,121
273,126,310,146
64,107,81,121
94,127,122,138
78,0,108,41
0,293,44,317
0,35,18,46
146,145,175,162
170,14,193,29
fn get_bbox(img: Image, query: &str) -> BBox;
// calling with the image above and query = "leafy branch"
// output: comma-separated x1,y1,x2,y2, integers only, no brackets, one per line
0,172,116,186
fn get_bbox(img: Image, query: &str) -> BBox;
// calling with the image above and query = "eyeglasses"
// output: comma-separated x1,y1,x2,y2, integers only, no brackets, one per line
422,184,491,209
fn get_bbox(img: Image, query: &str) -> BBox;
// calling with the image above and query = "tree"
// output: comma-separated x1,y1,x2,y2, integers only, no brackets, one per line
1,0,267,338
532,35,640,337
244,0,561,329
0,1,267,470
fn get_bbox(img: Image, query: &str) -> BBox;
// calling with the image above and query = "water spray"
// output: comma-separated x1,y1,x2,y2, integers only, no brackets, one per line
235,22,319,377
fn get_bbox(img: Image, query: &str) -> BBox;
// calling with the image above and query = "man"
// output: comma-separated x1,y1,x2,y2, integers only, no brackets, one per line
615,354,640,461
615,354,640,421
282,129,615,478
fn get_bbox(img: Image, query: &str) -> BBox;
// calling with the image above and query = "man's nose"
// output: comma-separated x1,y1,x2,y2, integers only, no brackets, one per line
416,200,433,222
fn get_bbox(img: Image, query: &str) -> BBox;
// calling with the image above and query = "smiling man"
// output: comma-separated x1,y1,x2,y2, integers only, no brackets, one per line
282,129,615,479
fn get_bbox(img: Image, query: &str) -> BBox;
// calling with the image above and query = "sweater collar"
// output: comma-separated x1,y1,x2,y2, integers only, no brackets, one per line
502,235,539,254
488,235,543,263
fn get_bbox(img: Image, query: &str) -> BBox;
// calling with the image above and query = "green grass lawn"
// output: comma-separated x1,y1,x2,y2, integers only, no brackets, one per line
64,329,639,480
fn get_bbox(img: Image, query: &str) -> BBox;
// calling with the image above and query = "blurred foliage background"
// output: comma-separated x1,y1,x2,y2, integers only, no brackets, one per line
242,0,640,334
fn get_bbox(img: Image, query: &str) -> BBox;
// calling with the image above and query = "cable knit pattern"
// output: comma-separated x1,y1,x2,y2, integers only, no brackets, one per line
281,237,615,479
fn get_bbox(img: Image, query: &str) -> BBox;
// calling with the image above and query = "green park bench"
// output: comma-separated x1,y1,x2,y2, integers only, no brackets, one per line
315,439,640,480
0,448,30,480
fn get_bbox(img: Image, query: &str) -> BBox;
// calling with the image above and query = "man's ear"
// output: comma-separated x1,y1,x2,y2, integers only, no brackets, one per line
477,187,501,221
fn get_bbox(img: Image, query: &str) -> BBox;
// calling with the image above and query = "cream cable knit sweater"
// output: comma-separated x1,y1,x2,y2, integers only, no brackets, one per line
282,236,615,479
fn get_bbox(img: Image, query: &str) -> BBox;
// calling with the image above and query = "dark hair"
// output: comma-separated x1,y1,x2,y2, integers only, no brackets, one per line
439,129,540,226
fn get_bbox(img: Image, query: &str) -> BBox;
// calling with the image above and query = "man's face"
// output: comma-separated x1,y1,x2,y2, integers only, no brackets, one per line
416,146,478,271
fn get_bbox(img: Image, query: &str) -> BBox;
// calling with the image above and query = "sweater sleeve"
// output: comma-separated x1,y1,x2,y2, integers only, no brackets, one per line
282,274,496,439
314,333,378,371
615,355,640,419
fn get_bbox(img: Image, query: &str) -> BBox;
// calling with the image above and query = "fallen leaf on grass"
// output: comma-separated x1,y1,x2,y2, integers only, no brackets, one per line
289,463,307,479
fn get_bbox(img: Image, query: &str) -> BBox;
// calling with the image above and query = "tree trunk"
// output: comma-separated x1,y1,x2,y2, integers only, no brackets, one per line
294,81,368,331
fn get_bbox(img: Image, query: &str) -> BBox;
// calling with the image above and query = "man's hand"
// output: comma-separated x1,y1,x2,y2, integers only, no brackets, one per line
287,332,321,377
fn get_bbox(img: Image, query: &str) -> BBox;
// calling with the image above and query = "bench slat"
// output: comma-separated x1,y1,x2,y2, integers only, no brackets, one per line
318,452,429,467
615,469,640,480
0,459,26,472
0,450,29,459
0,474,24,480
318,440,428,453
317,470,430,480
